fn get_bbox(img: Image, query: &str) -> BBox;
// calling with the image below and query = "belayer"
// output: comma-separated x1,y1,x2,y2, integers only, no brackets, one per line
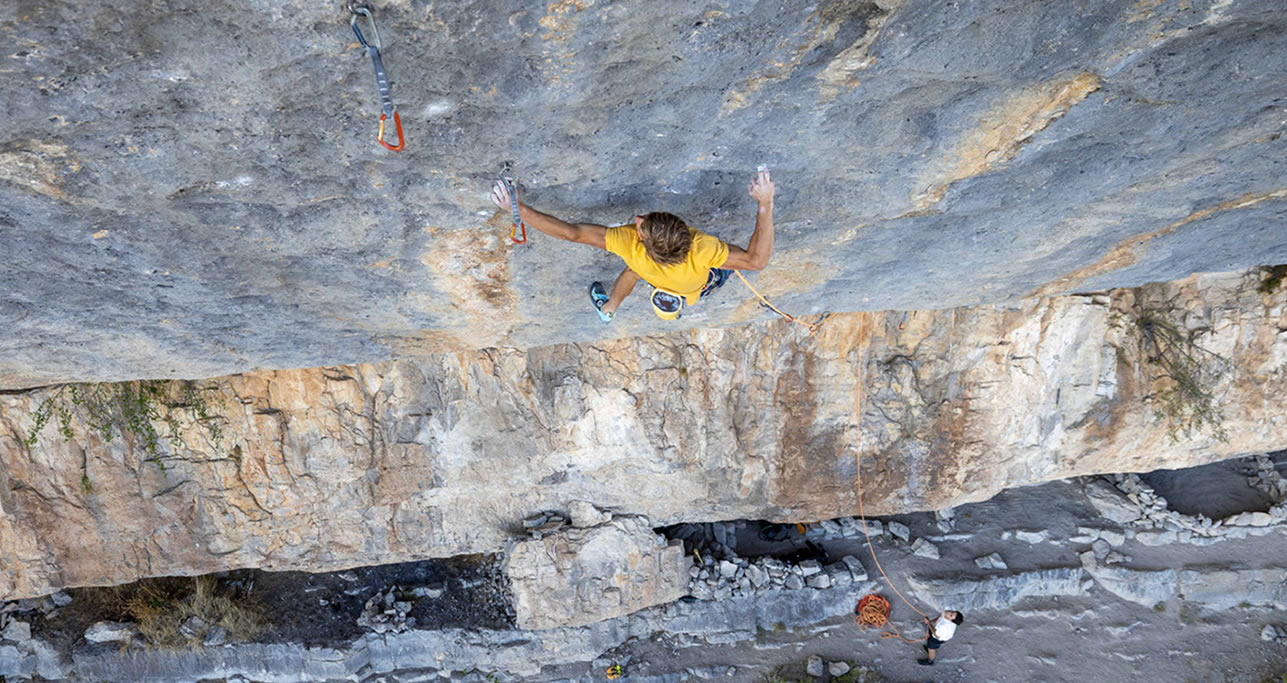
489,169,776,320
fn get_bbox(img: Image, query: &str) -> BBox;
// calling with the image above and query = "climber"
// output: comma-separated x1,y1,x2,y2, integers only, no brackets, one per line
918,609,964,666
488,169,776,321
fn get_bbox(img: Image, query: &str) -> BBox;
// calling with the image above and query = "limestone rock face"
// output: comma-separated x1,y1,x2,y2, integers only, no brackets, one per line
3,1,1287,388
504,516,689,629
0,270,1285,598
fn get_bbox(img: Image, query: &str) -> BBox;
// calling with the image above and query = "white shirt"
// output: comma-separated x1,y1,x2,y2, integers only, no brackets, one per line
932,614,957,641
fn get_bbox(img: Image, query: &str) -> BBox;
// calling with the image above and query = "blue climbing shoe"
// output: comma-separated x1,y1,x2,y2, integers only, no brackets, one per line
589,282,613,323
700,268,731,299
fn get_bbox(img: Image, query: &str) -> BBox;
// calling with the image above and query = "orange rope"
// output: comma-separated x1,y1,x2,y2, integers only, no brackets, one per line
734,271,827,335
854,311,930,644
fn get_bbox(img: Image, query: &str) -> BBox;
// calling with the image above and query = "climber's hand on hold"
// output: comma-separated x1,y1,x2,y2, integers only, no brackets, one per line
491,179,517,211
749,168,774,207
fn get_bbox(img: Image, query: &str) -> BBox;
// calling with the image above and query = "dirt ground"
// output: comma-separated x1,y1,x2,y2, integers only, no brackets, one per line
551,456,1287,682
25,553,513,653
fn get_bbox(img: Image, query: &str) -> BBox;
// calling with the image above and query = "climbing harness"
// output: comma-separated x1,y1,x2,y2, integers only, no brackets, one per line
499,164,527,244
853,310,930,644
650,287,684,320
733,271,829,335
349,3,404,151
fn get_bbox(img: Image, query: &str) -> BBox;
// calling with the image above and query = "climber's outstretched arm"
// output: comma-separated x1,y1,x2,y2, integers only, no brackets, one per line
490,180,607,249
720,169,775,271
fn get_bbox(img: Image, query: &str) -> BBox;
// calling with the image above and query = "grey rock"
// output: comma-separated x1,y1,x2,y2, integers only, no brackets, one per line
887,521,911,542
49,591,73,607
1103,551,1130,565
863,520,884,537
1014,530,1049,544
806,654,825,677
746,565,768,589
1246,512,1274,527
975,552,1006,570
1087,567,1178,607
1262,625,1279,642
820,519,842,536
1092,539,1111,560
805,573,831,589
1085,480,1140,524
911,538,940,560
798,560,822,577
908,567,1087,611
785,575,805,591
1097,529,1126,547
1177,568,1287,610
1135,530,1178,546
828,660,852,676
202,626,228,647
841,555,868,582
1079,551,1098,572
2,619,31,643
719,561,739,579
84,621,138,643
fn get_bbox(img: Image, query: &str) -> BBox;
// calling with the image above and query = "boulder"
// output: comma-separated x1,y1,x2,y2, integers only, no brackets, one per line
505,516,690,629
1084,480,1140,524
84,621,138,644
1,620,31,643
806,655,824,677
911,538,940,560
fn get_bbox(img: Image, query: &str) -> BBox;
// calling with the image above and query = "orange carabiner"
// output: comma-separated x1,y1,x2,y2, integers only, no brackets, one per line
511,219,527,244
378,111,405,152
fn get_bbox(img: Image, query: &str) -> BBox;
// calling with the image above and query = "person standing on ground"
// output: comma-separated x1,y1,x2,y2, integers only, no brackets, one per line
919,609,964,666
489,169,776,321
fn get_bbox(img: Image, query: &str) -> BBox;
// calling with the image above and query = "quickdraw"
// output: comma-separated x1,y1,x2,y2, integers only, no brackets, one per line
499,163,527,244
349,3,404,151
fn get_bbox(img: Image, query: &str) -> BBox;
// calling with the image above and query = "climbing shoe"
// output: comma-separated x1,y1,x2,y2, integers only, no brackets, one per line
917,658,935,666
589,282,613,323
700,268,731,299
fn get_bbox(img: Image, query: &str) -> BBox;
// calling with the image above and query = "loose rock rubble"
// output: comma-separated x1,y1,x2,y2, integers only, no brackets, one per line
676,521,871,601
1086,458,1287,546
1261,624,1286,644
357,586,419,635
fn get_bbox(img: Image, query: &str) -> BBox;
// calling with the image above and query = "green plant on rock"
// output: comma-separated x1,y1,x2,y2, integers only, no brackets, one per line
23,379,225,469
1258,264,1287,295
1130,308,1230,443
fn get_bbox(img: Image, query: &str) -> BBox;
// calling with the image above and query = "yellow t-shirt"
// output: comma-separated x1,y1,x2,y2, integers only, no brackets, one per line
604,225,729,304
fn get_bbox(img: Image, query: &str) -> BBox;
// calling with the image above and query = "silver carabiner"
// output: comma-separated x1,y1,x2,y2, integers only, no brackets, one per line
349,4,382,51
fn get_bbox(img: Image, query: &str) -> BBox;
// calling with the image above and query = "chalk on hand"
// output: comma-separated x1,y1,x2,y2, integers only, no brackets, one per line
757,164,769,173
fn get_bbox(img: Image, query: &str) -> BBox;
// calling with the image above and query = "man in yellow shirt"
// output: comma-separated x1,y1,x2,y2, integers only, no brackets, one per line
489,169,776,321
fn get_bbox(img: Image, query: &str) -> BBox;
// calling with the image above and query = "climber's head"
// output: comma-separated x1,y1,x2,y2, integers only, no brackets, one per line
635,212,692,266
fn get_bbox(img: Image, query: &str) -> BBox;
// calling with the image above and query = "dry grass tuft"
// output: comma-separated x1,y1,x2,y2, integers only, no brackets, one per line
90,576,265,648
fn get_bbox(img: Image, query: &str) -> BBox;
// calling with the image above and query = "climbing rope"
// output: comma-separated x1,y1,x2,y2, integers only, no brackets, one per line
855,593,891,629
853,310,930,644
350,3,404,151
499,164,527,244
733,271,827,335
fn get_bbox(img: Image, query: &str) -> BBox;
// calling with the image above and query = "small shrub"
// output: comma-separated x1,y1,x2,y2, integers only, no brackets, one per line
22,380,224,469
1258,265,1287,295
1131,309,1230,443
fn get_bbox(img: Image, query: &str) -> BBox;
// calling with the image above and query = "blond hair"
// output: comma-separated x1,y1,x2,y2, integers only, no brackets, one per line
639,212,692,265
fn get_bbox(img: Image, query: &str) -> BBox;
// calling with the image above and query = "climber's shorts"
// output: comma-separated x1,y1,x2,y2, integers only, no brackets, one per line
926,636,946,650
